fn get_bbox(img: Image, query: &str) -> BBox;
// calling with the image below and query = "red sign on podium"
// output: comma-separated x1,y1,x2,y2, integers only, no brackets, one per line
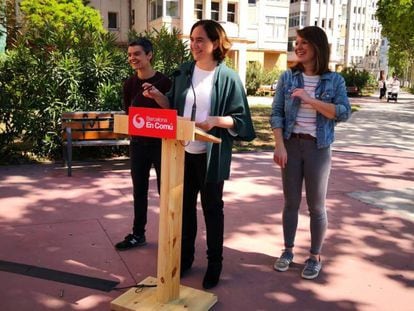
128,107,177,139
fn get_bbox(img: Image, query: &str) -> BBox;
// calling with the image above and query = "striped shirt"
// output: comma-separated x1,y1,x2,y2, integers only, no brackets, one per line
293,73,320,137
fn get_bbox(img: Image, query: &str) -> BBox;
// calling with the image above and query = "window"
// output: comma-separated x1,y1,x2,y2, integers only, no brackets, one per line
211,2,219,21
228,3,236,23
289,12,306,27
150,0,162,20
300,12,306,26
289,12,300,27
195,0,203,20
288,36,296,51
166,0,178,17
248,0,256,5
265,16,286,39
108,12,118,29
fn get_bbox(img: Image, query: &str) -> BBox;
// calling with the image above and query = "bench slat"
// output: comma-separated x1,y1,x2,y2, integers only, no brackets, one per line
63,140,129,147
63,131,127,141
62,120,113,130
62,111,125,119
62,111,129,176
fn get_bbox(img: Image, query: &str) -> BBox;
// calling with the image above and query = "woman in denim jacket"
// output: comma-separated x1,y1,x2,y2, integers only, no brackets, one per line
270,26,351,280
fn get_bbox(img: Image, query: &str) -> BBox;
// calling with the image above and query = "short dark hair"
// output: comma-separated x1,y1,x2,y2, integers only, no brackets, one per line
293,26,330,75
128,37,153,56
190,20,232,62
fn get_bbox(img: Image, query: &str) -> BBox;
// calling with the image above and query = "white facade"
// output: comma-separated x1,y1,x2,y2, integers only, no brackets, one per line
246,0,289,71
88,0,130,44
344,0,382,77
88,0,291,85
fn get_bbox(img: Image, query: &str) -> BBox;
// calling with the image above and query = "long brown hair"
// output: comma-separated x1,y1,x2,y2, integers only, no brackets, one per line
190,20,232,62
292,26,330,75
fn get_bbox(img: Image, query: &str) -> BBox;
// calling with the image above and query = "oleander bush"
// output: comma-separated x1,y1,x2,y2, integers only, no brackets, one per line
246,61,281,96
340,67,377,95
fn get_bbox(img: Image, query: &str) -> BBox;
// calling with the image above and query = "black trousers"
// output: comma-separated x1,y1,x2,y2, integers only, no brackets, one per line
130,140,161,236
380,87,387,99
181,152,224,266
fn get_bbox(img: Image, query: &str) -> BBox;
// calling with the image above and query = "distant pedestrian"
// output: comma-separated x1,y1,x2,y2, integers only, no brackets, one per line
270,26,351,280
379,73,387,100
389,74,400,102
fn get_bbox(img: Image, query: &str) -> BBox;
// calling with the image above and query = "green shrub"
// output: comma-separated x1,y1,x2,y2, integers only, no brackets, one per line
246,62,263,95
339,67,376,95
0,21,129,161
245,62,281,96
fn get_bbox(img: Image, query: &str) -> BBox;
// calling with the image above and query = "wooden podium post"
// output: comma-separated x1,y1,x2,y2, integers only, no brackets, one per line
111,114,220,311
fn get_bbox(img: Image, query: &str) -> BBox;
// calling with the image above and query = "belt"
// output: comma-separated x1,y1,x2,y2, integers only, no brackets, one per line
290,133,316,141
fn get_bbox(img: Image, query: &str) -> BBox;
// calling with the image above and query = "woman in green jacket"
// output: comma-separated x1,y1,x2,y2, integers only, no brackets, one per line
144,19,255,289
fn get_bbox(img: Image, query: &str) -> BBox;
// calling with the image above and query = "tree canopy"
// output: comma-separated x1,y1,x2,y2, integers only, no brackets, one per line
376,0,414,75
20,0,104,34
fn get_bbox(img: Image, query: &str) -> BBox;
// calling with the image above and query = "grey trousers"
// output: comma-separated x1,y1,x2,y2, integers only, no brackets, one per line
281,137,331,255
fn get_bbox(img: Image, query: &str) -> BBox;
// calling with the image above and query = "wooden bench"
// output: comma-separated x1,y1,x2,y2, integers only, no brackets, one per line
256,85,275,97
62,111,129,176
346,86,359,96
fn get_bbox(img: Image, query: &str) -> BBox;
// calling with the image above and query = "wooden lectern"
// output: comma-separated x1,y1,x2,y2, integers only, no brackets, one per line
110,114,221,311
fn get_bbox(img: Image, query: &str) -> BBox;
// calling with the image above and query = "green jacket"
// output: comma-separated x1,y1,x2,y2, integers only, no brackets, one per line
167,61,256,182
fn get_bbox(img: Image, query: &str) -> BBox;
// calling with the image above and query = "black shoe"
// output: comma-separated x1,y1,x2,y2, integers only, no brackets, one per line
202,262,222,289
115,234,146,250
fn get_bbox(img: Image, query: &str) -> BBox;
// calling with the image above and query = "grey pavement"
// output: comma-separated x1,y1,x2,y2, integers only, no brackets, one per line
333,91,414,220
333,91,414,152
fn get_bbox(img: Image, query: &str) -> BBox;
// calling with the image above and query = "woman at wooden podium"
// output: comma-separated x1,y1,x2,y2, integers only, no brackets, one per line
143,20,256,289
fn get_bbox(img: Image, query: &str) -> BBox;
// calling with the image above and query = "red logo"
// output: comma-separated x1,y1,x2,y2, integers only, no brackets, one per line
128,107,177,139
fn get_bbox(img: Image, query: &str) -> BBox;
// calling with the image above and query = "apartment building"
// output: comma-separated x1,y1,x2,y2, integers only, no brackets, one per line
345,0,382,76
88,0,290,86
288,0,384,76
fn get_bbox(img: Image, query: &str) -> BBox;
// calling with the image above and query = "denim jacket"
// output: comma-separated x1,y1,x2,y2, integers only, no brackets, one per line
270,69,351,148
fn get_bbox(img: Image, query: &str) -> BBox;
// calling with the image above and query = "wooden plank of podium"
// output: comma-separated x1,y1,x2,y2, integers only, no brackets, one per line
112,114,220,311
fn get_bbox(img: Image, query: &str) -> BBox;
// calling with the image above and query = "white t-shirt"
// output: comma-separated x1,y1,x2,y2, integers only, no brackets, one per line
293,73,319,137
184,65,216,154
391,78,400,93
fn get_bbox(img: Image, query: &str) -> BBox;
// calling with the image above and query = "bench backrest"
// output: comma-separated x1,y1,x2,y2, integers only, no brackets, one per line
62,111,127,141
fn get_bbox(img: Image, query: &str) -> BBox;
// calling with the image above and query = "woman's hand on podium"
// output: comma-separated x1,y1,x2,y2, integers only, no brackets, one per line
196,116,235,132
196,117,217,131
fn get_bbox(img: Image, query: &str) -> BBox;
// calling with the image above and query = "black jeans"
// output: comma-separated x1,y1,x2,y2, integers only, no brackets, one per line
380,87,387,99
181,152,224,266
130,139,161,236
